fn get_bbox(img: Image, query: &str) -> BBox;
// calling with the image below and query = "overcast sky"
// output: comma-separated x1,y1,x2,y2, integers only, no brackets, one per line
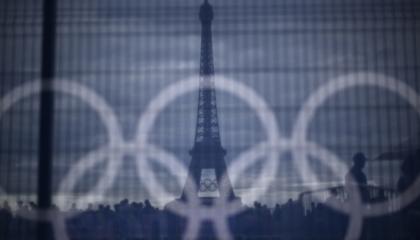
0,0,420,208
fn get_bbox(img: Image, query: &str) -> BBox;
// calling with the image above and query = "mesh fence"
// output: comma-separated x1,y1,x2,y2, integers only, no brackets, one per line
0,0,419,239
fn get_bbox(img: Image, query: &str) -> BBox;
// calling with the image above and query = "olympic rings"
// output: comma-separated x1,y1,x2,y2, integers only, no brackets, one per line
0,72,419,240
199,179,218,192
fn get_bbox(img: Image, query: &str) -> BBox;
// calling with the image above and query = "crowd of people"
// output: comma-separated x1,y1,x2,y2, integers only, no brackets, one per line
0,151,419,239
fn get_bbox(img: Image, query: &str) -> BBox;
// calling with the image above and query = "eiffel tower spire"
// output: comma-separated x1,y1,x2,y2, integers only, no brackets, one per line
194,0,220,146
180,0,236,202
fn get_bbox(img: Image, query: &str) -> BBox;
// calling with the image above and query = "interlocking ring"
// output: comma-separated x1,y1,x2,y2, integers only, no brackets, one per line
136,75,281,203
292,72,420,239
136,75,282,240
0,79,123,240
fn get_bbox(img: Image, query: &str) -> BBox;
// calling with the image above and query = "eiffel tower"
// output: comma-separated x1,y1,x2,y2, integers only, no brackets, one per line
180,0,237,204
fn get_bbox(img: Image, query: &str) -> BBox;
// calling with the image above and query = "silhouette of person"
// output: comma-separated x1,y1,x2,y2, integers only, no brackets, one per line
345,152,369,202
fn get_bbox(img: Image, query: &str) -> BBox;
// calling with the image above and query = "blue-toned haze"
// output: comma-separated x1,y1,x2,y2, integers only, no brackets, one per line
0,0,419,208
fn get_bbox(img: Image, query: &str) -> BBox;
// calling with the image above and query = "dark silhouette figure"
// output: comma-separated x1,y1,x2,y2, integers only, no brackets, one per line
345,152,369,202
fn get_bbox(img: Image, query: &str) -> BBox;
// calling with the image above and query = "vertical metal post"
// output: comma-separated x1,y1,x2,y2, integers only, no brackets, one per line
37,0,57,239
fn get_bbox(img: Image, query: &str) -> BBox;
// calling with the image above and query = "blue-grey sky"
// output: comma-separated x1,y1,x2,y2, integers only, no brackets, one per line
0,0,420,207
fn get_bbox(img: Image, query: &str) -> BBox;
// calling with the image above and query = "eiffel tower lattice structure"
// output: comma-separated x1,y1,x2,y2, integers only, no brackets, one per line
180,0,237,204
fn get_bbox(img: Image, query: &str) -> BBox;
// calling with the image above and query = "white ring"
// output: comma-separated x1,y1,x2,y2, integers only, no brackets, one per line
135,75,281,202
293,72,420,215
0,79,122,240
137,75,281,240
292,72,420,239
